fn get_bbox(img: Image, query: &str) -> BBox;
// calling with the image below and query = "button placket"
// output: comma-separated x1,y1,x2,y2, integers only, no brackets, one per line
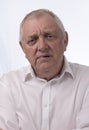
41,84,51,130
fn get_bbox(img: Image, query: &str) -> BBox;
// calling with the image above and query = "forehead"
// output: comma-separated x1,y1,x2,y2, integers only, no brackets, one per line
22,14,60,32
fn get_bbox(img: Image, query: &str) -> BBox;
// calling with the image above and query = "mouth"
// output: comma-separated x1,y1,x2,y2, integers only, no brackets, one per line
37,54,52,62
37,54,51,59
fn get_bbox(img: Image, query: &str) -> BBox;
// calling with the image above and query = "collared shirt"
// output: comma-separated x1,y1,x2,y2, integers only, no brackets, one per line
0,58,89,130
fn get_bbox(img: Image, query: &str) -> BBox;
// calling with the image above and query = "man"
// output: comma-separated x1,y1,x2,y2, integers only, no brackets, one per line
0,9,89,130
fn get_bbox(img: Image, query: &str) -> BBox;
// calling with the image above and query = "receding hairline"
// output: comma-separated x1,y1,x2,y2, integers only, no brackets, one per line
19,9,65,41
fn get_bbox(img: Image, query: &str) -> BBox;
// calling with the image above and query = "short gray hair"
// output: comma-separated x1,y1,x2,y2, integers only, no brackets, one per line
19,9,65,41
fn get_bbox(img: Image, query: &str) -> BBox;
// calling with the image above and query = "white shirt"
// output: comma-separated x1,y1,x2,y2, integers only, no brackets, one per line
0,58,89,130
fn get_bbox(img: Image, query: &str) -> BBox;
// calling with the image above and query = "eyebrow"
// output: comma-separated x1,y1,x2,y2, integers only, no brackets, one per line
27,34,38,39
27,28,59,38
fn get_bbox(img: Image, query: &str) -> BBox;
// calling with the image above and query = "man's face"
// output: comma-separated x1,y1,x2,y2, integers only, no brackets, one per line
20,14,68,79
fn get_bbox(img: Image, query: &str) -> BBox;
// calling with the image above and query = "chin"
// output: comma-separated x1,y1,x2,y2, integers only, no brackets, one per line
38,64,51,72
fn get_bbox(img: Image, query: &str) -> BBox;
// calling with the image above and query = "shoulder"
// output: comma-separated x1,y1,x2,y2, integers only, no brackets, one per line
0,65,30,84
69,62,89,73
69,62,89,82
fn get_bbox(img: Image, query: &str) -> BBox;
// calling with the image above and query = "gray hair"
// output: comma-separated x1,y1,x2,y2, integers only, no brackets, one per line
19,9,65,41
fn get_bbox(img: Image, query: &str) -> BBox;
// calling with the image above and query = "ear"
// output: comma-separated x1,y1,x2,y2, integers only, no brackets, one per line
64,31,68,51
19,41,25,53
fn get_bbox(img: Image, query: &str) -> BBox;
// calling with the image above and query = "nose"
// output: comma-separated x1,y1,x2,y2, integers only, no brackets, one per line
37,36,48,51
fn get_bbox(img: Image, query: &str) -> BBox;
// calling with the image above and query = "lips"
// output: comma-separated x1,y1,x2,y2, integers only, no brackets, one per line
36,53,52,63
37,54,51,59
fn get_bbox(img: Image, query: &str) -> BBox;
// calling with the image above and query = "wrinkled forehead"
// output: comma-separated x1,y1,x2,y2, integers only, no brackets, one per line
19,11,65,41
20,9,65,33
21,13,62,33
22,15,62,35
21,12,57,27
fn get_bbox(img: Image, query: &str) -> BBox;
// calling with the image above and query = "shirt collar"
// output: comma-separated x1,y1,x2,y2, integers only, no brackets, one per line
61,56,74,78
24,64,36,82
24,56,74,82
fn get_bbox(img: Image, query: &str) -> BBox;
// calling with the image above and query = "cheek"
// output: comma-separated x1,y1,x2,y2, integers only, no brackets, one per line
26,49,33,58
52,44,65,57
25,48,36,64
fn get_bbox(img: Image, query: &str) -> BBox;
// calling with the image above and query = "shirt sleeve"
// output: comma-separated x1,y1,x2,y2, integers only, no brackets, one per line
0,78,19,130
73,86,89,130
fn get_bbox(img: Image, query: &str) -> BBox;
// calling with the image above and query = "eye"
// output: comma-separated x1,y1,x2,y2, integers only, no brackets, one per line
28,39,35,45
45,33,56,40
47,35,53,39
27,37,38,46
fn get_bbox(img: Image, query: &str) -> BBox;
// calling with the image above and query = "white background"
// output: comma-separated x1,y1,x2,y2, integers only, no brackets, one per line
0,0,89,76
